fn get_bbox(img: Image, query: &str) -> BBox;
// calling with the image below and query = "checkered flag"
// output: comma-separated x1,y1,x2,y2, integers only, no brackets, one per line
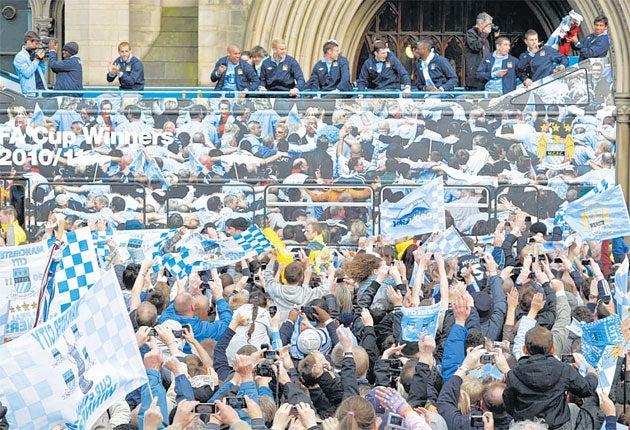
161,247,192,279
233,225,272,256
51,228,101,315
0,270,147,429
91,231,111,268
424,226,469,258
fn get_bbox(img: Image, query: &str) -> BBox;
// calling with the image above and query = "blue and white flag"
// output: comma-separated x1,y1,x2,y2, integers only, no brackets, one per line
563,185,630,241
92,229,177,268
575,314,624,369
286,104,306,138
598,344,624,395
424,226,469,258
613,257,630,320
554,179,610,228
0,241,50,339
0,270,147,429
128,151,168,189
160,225,272,279
34,239,64,327
400,303,443,342
51,228,101,315
615,256,630,293
0,300,9,340
380,178,446,240
31,102,46,126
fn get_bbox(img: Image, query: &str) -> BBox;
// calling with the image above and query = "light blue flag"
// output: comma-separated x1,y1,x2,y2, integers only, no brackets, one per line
424,226,469,258
145,159,169,190
188,151,205,174
128,152,169,189
563,185,630,241
0,300,8,339
577,314,624,368
614,257,630,319
380,178,445,240
127,151,146,176
286,104,305,138
615,256,630,294
555,179,610,227
31,103,46,126
0,270,147,429
400,303,443,342
598,344,624,395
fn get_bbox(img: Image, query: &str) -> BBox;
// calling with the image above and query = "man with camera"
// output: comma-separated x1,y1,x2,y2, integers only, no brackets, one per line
48,39,82,96
465,12,499,91
13,31,48,95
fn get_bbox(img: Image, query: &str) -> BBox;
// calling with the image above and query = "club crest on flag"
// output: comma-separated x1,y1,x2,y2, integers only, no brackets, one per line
380,178,446,240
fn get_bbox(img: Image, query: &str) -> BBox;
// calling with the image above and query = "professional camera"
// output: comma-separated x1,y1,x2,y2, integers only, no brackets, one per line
388,358,403,388
255,361,275,377
491,24,500,32
41,36,57,45
28,47,47,61
28,36,57,60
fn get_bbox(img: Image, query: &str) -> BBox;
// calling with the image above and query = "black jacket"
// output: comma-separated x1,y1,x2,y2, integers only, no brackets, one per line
407,362,443,407
464,26,491,90
503,354,598,429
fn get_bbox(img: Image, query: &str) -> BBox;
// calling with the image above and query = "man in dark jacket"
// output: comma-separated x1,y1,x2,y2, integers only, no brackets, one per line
357,41,411,96
503,325,598,429
464,12,495,90
305,39,352,92
477,36,519,95
106,41,145,90
414,39,459,92
48,40,83,96
211,44,259,92
258,38,305,96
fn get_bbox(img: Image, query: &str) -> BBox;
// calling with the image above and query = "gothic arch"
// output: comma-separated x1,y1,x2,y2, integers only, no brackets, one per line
28,0,64,40
245,0,627,94
244,0,630,207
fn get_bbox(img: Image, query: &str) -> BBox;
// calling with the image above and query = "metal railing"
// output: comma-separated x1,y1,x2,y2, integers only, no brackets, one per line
29,88,502,99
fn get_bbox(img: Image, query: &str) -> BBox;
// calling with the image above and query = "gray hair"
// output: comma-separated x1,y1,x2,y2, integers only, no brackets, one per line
509,420,548,430
476,12,493,24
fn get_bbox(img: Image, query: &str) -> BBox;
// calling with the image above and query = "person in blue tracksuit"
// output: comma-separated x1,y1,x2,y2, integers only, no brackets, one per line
357,40,411,96
516,30,568,87
566,15,610,61
258,38,305,97
477,36,518,94
305,39,352,92
414,38,459,92
211,44,259,91
106,41,145,90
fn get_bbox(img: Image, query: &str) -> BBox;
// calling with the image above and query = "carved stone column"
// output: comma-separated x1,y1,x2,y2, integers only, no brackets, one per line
34,17,54,37
615,93,630,205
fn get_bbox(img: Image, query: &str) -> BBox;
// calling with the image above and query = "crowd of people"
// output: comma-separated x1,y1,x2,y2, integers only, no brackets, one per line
0,47,616,245
0,9,624,430
4,201,630,430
